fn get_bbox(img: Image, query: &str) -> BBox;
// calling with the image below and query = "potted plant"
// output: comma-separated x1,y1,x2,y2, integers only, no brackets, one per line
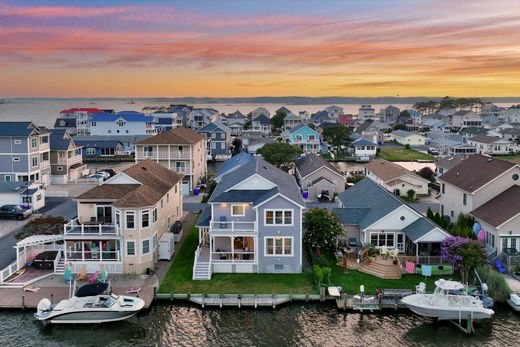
368,245,378,261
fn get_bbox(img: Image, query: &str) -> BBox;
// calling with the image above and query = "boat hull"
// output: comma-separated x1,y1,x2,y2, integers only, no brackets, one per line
45,310,140,324
405,303,493,320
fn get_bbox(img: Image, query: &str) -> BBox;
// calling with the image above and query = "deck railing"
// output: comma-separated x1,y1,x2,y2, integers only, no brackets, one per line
65,250,120,261
136,151,191,160
210,221,257,233
0,261,18,284
64,218,119,236
397,255,443,265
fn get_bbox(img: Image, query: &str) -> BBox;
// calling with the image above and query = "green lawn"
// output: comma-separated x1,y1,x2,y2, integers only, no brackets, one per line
379,147,435,161
159,217,456,294
493,153,520,161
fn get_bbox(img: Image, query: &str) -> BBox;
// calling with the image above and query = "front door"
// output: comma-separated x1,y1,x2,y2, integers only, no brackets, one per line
397,234,405,252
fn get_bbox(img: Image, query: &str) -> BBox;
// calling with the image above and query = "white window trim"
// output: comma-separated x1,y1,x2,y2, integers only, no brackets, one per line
152,207,158,224
264,236,294,257
126,240,136,256
264,209,294,226
231,204,245,217
31,156,38,167
142,238,151,255
31,138,37,148
141,209,150,229
14,140,21,145
13,157,20,162
369,232,398,248
125,211,136,230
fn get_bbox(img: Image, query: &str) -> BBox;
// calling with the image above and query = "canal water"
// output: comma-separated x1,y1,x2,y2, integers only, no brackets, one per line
1,303,519,346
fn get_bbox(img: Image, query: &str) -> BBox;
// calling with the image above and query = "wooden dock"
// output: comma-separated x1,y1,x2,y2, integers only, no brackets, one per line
189,294,292,308
335,289,412,311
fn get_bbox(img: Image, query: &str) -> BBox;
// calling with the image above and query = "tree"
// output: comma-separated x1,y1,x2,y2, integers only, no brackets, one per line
426,207,434,219
322,125,351,154
16,216,66,240
418,166,435,180
303,208,343,253
451,213,476,239
406,189,415,200
256,142,302,170
231,137,243,155
393,124,407,131
442,237,485,283
270,110,287,130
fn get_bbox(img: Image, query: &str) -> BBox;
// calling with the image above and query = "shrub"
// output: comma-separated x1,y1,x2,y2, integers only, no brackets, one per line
406,189,415,200
16,216,66,240
313,265,331,287
405,144,411,149
394,188,401,196
476,264,511,303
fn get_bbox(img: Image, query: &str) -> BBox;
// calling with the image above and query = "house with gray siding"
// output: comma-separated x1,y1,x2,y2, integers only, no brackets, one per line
197,121,232,160
49,129,88,184
295,153,344,200
193,156,305,279
0,122,51,185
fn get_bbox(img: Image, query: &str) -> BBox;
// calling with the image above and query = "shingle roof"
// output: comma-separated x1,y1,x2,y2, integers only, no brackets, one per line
331,207,370,225
469,135,501,144
77,160,183,208
197,206,212,227
0,181,36,194
73,139,122,148
338,178,403,229
402,218,439,242
49,129,73,151
0,122,38,137
366,160,426,183
391,130,415,138
295,153,341,178
215,152,254,179
210,156,304,206
54,118,77,128
136,127,204,145
354,120,378,134
439,154,516,193
470,185,520,227
353,138,376,147
453,110,473,116
90,112,153,123
436,154,470,171
253,114,271,125
197,121,231,134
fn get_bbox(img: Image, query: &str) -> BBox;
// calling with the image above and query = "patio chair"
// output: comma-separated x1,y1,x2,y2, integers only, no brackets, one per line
77,265,87,281
348,238,358,250
97,270,108,283
89,271,100,284
389,249,400,260
219,216,228,229
380,246,389,259
64,268,73,284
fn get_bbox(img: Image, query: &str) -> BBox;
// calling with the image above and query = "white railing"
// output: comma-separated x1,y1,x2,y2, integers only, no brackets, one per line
193,245,201,274
64,218,119,236
53,251,62,271
0,261,18,284
136,151,191,160
210,220,257,233
211,251,255,262
68,261,123,274
171,166,192,175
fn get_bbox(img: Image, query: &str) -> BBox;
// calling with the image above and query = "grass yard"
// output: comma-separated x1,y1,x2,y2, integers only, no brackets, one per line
493,153,520,161
159,216,457,294
379,147,435,161
158,219,314,294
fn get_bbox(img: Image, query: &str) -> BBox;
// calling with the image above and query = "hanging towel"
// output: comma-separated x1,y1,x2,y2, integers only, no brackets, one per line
422,265,432,276
405,261,416,274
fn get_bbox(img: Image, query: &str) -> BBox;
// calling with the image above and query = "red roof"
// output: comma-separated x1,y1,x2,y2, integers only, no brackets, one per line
60,108,102,114
338,114,354,126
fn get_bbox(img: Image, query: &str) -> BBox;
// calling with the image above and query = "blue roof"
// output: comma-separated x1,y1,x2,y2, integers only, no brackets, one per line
353,138,376,147
311,111,330,122
338,178,403,229
331,207,370,225
215,151,254,179
402,217,439,242
253,114,271,125
197,206,212,227
288,123,318,135
156,118,172,125
90,112,153,123
197,121,231,134
0,122,38,137
49,129,72,151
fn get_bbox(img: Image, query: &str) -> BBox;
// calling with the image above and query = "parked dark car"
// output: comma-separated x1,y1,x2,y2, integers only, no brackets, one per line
0,205,32,220
98,168,116,177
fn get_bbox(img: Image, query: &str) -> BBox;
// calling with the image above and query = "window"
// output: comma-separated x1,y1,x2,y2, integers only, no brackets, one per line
370,233,395,248
450,210,454,218
57,166,63,172
86,148,96,155
152,208,157,223
115,210,121,228
441,183,445,194
108,130,111,134
4,176,11,182
463,193,467,206
126,241,135,256
31,156,38,167
265,210,293,225
167,193,169,203
14,139,21,145
126,211,135,229
141,210,150,228
161,199,164,209
142,239,150,254
13,157,20,162
231,204,245,216
31,138,37,148
513,174,519,181
265,237,293,256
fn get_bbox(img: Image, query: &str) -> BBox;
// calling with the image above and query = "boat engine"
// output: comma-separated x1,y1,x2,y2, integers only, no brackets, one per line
37,298,52,314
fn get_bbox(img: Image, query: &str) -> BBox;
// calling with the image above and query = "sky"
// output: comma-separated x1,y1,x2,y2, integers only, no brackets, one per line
1,0,520,98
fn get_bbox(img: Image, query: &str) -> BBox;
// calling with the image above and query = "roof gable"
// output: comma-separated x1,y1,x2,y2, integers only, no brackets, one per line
295,153,341,178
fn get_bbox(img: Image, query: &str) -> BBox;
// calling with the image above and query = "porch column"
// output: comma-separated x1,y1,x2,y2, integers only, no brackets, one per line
63,243,67,262
199,228,201,244
231,237,234,262
415,242,419,262
209,236,213,264
156,145,159,163
82,242,85,261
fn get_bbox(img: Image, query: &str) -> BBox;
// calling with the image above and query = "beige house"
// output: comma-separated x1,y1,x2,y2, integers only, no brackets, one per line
467,135,513,155
134,127,207,195
438,154,520,222
390,130,426,146
471,185,520,256
365,159,429,196
295,153,345,200
451,110,481,128
65,160,184,274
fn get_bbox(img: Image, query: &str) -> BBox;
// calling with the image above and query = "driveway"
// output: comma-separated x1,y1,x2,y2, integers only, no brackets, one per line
183,202,207,213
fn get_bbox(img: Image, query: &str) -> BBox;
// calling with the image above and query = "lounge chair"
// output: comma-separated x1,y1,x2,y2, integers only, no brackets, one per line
89,271,100,284
97,270,108,283
77,265,87,281
389,249,400,260
380,246,389,259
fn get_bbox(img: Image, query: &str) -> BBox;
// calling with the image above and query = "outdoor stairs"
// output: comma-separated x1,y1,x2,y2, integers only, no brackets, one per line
359,261,401,279
54,259,65,274
192,262,212,280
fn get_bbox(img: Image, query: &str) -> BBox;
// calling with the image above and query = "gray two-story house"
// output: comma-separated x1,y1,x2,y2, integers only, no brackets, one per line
49,129,88,184
197,121,232,160
0,122,51,185
193,157,305,279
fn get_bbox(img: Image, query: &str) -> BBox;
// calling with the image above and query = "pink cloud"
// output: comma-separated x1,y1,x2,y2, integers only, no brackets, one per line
0,4,135,17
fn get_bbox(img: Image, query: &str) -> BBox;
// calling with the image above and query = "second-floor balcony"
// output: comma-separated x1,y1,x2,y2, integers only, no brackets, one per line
136,151,192,160
64,218,120,237
171,166,192,175
40,160,50,170
210,219,257,233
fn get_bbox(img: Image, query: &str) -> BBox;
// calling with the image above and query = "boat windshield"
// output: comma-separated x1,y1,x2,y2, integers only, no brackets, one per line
103,298,115,308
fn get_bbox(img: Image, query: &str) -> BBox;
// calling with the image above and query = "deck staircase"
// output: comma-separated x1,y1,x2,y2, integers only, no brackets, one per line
192,262,212,280
359,261,401,279
54,259,66,274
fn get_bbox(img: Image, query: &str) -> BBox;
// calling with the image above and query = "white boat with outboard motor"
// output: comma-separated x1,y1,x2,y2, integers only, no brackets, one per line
34,283,145,324
401,279,494,321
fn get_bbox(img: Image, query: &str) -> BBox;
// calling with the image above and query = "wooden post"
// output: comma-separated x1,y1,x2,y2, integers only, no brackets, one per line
21,295,25,310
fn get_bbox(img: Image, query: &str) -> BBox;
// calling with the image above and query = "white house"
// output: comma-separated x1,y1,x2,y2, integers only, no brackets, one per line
0,181,45,211
358,105,376,121
451,110,481,128
500,108,520,123
352,137,377,162
390,130,426,146
366,159,430,196
467,135,513,155
89,111,157,136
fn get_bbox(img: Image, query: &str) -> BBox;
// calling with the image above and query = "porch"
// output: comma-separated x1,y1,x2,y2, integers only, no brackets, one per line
196,235,256,263
64,240,121,262
64,217,119,237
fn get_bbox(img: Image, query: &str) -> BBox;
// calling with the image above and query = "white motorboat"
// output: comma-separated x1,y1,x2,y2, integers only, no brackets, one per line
34,292,145,324
401,279,494,320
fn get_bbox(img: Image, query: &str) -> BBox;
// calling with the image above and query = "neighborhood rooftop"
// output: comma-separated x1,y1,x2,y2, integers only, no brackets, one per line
366,159,420,182
295,153,341,178
470,185,520,228
0,121,47,137
136,127,204,145
439,154,516,193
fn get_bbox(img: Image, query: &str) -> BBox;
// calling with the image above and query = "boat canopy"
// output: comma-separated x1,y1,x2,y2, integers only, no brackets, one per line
434,279,464,291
